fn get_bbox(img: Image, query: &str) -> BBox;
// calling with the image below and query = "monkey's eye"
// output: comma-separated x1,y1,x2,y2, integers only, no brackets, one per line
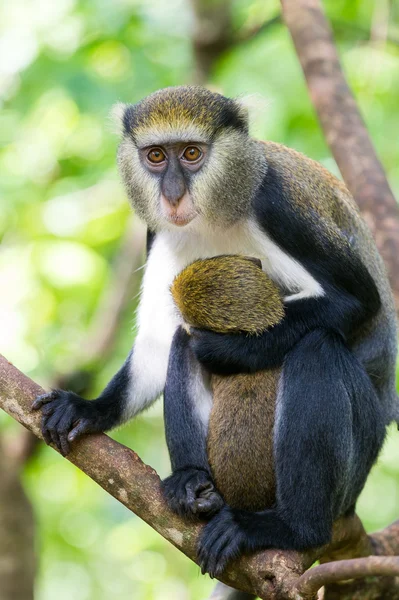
147,148,166,164
182,146,202,162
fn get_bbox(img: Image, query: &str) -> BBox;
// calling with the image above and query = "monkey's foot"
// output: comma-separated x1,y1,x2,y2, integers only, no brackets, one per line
161,467,224,520
197,506,249,578
32,390,103,456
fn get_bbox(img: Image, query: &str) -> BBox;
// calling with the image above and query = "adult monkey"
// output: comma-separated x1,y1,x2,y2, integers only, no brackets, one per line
33,87,397,577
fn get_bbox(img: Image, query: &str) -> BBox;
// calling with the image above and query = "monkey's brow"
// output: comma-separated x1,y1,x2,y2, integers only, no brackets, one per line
137,140,207,151
134,128,210,148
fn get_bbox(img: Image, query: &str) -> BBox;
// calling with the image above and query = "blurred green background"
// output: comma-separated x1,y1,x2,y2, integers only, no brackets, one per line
0,0,398,599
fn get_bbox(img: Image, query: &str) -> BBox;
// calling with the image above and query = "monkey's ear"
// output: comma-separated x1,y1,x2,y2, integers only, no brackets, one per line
109,102,135,136
236,94,269,130
234,99,250,126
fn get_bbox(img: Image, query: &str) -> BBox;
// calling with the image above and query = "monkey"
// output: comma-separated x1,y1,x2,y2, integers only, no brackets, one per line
165,254,284,515
32,86,397,578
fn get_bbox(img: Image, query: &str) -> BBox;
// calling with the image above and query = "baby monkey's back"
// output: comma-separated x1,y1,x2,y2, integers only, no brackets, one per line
171,255,284,511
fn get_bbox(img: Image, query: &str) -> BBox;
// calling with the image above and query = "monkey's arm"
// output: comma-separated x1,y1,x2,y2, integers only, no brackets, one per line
33,338,169,458
33,232,178,454
191,169,381,375
33,317,177,455
32,348,152,455
162,327,224,519
190,284,365,374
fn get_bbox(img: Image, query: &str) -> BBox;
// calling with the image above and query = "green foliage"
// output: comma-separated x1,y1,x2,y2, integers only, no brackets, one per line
0,0,398,598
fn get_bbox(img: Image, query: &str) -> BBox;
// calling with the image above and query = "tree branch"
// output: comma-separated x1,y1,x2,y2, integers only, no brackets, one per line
190,0,233,85
280,0,399,311
0,354,273,598
296,557,399,598
1,354,399,599
233,13,399,49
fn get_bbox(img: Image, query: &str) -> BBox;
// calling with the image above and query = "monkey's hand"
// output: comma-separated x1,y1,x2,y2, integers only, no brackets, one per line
190,328,263,375
32,390,107,456
161,467,224,521
197,506,251,578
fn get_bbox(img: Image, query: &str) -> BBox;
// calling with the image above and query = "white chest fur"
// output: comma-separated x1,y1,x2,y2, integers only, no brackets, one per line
136,218,324,354
142,219,323,310
127,218,323,418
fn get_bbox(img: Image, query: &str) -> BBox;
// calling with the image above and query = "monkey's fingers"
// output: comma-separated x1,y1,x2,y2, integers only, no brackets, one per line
161,468,221,521
32,389,101,456
42,409,71,456
32,390,59,410
67,419,92,443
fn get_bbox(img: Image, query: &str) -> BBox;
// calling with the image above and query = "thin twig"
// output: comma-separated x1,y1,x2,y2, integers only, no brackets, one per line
296,556,399,598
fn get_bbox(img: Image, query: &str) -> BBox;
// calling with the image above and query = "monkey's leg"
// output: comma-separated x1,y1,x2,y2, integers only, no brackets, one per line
197,328,387,577
162,327,224,520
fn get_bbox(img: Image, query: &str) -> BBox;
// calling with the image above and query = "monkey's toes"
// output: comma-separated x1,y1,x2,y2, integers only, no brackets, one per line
194,487,224,517
197,507,246,577
162,467,224,520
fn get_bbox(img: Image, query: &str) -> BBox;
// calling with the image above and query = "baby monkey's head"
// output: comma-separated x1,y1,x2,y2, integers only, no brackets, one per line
171,255,284,335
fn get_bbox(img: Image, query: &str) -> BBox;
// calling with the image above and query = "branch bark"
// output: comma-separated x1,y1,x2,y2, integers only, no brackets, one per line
1,354,399,600
280,0,399,311
296,557,399,598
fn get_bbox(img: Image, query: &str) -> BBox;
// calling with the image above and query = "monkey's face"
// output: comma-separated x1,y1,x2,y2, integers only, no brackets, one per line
136,140,208,228
114,87,268,231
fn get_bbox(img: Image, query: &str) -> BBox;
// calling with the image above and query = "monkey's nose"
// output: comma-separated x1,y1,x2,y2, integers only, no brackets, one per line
162,183,185,207
161,165,186,207
163,191,185,207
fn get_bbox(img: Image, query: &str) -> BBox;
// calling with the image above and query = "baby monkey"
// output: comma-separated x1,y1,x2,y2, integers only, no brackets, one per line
164,255,284,521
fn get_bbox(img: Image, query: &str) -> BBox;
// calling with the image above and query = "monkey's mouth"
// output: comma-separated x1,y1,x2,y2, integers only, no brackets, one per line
165,212,197,227
160,193,198,227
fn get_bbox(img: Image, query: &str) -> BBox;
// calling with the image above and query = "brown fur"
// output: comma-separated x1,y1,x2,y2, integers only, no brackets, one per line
171,255,284,335
171,256,284,511
209,370,279,510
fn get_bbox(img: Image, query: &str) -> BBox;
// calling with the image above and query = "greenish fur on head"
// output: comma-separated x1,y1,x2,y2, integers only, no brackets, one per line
121,86,249,142
114,86,268,230
171,255,285,335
